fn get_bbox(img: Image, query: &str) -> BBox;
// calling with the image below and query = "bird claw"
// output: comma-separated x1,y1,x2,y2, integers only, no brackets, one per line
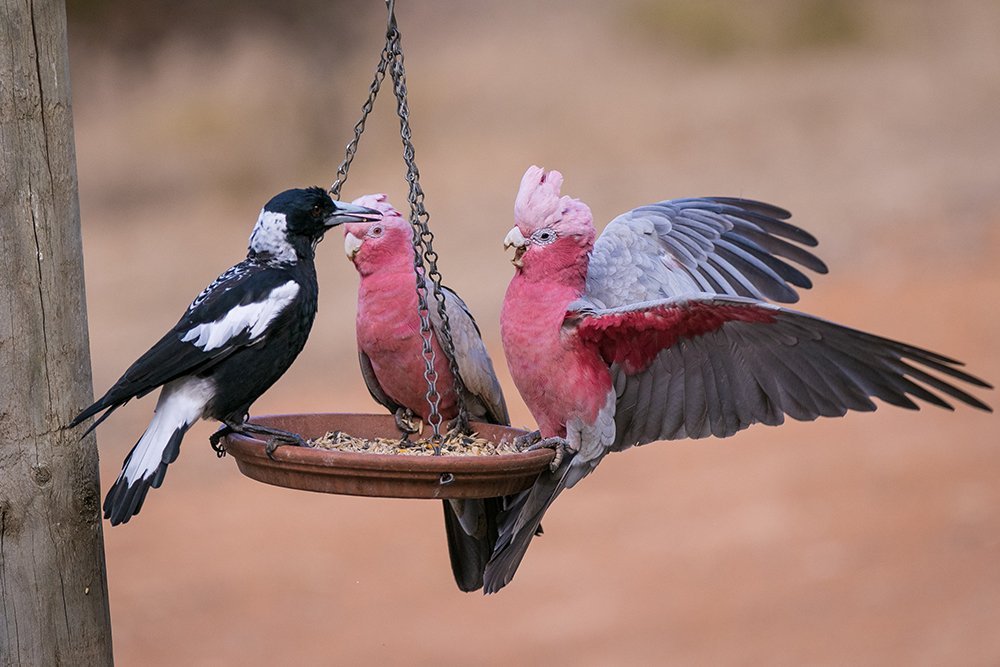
447,413,472,436
525,436,568,472
394,408,421,436
209,426,231,458
264,432,310,459
513,429,542,450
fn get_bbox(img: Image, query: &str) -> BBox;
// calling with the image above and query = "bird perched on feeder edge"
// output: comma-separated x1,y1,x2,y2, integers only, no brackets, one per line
70,187,381,526
344,193,511,592
484,165,992,593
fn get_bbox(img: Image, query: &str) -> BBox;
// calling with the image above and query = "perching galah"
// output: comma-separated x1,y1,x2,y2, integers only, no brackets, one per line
345,193,511,592
484,166,992,593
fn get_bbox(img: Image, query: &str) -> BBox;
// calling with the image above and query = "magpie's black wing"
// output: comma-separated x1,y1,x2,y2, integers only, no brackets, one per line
71,259,301,433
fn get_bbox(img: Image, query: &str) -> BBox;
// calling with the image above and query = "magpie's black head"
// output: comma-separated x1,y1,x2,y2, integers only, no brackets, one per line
250,186,381,262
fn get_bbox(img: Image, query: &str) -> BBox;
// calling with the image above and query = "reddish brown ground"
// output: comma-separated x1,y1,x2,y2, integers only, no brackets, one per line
69,2,999,664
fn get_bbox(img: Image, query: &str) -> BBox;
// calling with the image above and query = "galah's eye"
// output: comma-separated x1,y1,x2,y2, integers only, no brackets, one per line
369,224,385,238
533,228,556,245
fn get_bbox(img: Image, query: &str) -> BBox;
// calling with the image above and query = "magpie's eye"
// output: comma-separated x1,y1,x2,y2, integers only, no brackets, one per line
533,229,556,244
369,224,384,238
310,204,323,219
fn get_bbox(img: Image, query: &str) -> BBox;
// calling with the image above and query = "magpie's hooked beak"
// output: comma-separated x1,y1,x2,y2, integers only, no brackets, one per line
504,226,528,267
326,201,382,228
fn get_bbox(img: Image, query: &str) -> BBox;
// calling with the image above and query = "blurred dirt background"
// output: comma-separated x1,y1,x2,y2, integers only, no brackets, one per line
66,0,999,664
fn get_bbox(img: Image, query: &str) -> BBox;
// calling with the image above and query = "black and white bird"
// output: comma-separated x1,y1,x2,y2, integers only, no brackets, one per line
71,187,381,525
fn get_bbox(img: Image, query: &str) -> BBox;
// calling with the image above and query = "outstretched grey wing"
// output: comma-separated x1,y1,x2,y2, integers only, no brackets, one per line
563,296,992,452
586,198,828,308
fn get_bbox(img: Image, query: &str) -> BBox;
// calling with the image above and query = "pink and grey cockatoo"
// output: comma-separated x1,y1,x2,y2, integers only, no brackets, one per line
345,194,511,592
484,166,992,593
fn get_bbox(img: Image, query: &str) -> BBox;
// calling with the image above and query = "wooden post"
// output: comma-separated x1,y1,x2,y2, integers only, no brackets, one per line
0,0,114,664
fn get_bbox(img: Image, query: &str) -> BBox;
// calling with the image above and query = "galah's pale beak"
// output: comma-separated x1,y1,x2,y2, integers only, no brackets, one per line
504,226,528,267
344,232,364,260
325,201,382,228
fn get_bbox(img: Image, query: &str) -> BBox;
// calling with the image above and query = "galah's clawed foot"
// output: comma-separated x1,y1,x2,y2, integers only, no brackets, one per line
209,425,232,458
446,412,472,436
394,407,421,436
526,436,569,472
513,429,542,450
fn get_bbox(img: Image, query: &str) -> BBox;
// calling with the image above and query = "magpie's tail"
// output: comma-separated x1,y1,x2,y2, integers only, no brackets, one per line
442,497,504,592
103,381,206,525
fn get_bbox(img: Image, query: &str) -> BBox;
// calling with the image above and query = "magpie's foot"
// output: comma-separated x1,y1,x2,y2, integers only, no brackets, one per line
209,425,233,458
526,436,569,472
513,429,542,451
394,408,421,437
264,432,310,459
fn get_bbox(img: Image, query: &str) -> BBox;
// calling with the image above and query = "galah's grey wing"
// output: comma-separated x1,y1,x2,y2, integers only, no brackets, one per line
357,350,402,414
586,198,828,308
566,296,991,450
429,284,510,426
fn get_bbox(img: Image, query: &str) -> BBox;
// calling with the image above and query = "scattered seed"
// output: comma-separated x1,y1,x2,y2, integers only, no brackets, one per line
308,429,521,456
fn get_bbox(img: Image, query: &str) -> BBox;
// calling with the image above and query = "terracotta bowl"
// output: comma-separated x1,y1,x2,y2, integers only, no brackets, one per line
221,413,553,499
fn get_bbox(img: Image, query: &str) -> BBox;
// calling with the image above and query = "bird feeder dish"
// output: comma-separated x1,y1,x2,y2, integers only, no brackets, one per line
222,413,554,499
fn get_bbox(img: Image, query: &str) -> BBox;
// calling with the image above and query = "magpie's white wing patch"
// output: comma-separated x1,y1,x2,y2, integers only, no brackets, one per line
181,281,300,351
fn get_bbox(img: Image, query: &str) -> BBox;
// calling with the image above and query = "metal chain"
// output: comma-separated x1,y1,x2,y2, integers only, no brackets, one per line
328,20,395,197
385,7,472,446
328,0,471,450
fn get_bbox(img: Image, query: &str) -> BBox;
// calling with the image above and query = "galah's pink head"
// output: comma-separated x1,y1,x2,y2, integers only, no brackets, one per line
504,166,595,277
344,194,414,276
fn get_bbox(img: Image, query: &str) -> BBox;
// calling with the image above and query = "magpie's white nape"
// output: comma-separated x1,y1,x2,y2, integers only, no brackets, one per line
71,186,381,525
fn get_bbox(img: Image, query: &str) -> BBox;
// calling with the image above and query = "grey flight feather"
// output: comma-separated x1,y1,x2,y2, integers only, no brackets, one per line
585,197,828,308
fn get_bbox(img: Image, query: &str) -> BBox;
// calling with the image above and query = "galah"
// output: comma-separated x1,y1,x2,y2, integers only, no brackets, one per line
484,166,992,593
345,194,512,592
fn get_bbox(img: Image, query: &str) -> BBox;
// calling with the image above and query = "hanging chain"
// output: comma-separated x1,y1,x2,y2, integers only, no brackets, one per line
385,7,471,446
329,0,471,450
328,23,394,197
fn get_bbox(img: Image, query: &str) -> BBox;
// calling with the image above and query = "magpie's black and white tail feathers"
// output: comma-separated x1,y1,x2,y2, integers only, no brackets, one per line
103,424,186,525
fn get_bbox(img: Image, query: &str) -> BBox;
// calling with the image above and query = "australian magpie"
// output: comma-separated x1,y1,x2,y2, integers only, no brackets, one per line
71,187,381,525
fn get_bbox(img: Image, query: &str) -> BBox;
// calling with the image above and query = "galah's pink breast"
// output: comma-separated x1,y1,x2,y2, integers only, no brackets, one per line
501,276,612,439
356,270,459,420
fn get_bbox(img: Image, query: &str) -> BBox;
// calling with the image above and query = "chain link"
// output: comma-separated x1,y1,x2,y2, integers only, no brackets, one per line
328,32,394,197
329,0,471,450
386,12,472,446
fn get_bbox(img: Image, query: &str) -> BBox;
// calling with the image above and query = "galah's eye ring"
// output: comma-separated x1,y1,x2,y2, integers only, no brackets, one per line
532,228,557,245
369,224,385,238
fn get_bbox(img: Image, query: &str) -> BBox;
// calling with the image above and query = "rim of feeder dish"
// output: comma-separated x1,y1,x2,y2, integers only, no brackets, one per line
222,414,554,499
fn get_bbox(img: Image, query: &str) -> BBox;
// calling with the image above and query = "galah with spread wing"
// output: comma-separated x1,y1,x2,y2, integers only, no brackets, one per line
345,194,512,592
483,166,992,593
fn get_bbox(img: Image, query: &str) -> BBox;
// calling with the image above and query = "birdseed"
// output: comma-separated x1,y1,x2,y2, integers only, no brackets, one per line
308,430,522,456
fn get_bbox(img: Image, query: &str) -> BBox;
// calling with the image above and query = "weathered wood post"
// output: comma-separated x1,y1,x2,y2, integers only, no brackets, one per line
0,0,115,664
